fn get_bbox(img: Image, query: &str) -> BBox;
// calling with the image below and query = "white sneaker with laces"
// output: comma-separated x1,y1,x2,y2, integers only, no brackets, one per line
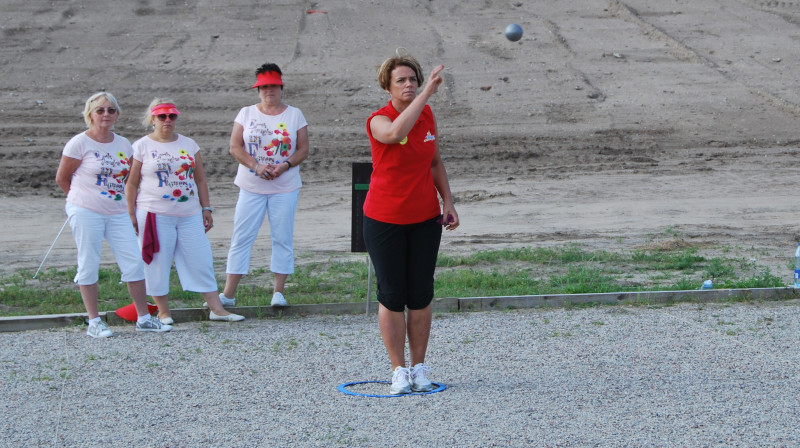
410,363,433,392
87,320,113,338
136,315,172,333
271,292,288,307
389,366,411,395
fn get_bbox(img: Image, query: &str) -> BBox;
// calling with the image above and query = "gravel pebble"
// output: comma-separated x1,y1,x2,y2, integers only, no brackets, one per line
1,302,799,447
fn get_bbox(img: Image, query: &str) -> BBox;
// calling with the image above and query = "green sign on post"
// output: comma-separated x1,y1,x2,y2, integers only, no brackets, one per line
351,162,372,253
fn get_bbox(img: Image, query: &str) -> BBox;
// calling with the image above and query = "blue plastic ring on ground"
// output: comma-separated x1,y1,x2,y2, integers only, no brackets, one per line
337,380,447,398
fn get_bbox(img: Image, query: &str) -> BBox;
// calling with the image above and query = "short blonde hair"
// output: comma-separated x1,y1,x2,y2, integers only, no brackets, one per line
82,92,121,128
142,98,178,127
376,49,424,91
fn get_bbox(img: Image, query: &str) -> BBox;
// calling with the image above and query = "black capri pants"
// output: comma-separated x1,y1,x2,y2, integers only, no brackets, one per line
363,215,443,312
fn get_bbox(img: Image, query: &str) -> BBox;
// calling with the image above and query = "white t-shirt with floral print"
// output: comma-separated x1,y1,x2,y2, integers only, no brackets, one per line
131,134,202,217
63,131,133,215
233,104,307,195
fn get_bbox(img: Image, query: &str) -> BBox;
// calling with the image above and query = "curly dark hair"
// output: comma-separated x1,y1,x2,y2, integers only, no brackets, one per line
256,62,282,77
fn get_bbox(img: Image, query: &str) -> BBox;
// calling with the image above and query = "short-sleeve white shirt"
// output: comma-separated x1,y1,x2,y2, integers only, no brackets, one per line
63,132,133,215
131,134,202,217
233,104,307,195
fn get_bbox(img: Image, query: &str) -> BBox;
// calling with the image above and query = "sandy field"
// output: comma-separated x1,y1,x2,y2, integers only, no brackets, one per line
2,0,800,282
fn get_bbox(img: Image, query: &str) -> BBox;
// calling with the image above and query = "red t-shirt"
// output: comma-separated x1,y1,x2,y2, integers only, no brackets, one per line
364,101,441,224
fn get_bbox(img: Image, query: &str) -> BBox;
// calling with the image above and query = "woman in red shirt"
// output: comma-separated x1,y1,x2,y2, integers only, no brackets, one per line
365,50,460,394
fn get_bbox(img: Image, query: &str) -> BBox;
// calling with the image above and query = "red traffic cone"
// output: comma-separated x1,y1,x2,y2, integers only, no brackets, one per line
115,302,158,322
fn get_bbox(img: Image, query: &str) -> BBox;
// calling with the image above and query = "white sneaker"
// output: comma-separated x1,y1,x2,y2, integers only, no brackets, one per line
136,315,172,333
389,366,411,395
219,293,235,306
410,363,433,392
271,292,288,307
87,320,113,338
203,293,235,309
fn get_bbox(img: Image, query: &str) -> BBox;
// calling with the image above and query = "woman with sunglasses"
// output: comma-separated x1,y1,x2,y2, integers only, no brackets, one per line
216,62,309,309
55,92,172,337
126,98,244,324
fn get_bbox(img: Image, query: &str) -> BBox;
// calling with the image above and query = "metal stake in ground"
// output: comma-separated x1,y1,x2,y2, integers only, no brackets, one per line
33,217,70,279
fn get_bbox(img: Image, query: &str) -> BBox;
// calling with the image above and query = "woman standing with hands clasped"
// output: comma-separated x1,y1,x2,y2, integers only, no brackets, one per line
365,50,460,394
127,99,244,323
55,92,172,337
215,62,309,309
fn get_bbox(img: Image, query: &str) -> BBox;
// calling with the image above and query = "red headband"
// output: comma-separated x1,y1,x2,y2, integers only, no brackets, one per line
252,71,284,88
150,103,181,115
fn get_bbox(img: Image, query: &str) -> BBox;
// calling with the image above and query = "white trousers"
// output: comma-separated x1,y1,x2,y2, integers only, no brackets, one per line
226,188,299,275
135,210,217,296
66,203,145,285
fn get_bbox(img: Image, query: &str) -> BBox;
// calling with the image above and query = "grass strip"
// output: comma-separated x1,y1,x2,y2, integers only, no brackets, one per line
0,244,785,317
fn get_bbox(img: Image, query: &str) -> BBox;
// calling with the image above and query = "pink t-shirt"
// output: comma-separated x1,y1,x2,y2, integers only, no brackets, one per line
131,134,202,217
62,132,133,215
233,104,307,195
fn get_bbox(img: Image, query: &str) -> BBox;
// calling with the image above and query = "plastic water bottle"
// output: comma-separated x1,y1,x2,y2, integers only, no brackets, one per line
794,243,800,288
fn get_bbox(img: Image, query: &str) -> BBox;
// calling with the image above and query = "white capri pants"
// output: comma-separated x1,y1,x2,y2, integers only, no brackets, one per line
135,209,218,296
226,188,299,275
66,202,145,285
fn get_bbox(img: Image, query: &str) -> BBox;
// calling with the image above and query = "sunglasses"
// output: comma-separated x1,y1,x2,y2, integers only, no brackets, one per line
156,114,178,121
94,107,117,115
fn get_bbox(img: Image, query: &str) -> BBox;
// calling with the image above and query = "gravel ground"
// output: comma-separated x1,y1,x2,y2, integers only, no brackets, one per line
2,302,800,447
